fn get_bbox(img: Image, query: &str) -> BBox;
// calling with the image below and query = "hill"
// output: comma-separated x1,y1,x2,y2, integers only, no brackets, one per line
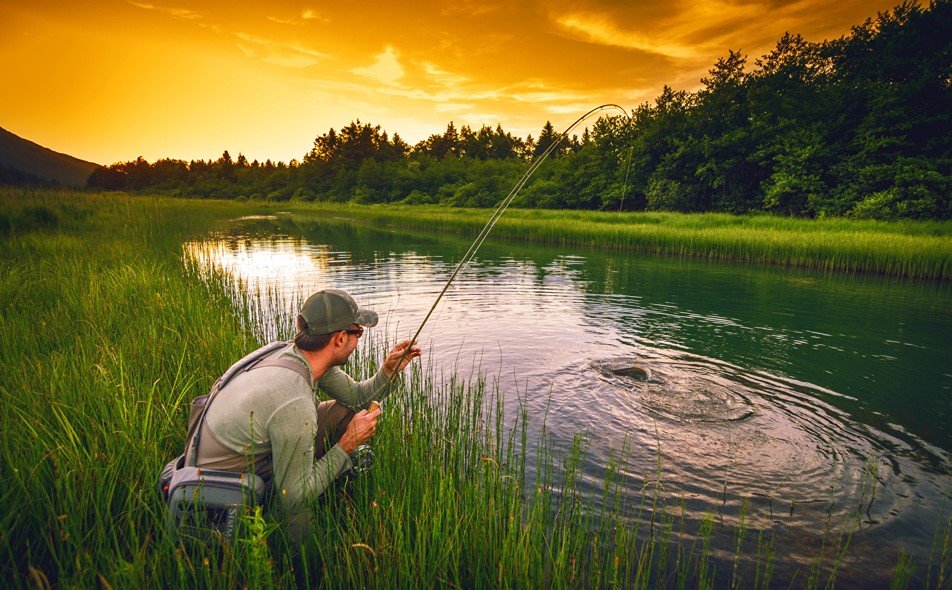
0,127,99,187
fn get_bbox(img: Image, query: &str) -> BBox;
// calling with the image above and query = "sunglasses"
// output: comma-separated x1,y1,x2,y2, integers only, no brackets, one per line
343,327,364,338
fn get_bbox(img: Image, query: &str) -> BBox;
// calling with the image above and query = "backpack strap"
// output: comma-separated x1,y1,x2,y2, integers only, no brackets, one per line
249,358,311,383
185,343,311,467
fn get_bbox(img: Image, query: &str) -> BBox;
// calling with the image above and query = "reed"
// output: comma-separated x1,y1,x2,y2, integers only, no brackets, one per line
278,203,952,281
0,189,948,588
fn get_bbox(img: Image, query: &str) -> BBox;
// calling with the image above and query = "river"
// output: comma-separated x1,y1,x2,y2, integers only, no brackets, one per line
185,212,951,587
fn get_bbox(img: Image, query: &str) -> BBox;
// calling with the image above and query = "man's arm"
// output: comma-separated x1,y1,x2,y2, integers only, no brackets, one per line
317,365,398,410
268,398,351,507
318,340,421,410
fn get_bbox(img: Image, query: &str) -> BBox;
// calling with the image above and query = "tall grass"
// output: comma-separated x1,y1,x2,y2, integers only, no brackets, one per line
278,203,952,280
0,189,948,588
0,188,264,585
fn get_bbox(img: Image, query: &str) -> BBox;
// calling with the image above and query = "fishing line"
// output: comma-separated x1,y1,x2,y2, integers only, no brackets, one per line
391,104,631,374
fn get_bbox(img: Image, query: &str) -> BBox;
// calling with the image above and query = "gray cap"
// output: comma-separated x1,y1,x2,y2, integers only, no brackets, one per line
299,289,378,334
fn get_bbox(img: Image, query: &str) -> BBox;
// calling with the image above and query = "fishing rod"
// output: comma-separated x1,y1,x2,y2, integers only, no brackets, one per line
389,104,631,377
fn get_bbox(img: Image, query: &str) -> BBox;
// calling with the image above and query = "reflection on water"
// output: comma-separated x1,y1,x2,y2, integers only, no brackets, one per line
184,215,952,587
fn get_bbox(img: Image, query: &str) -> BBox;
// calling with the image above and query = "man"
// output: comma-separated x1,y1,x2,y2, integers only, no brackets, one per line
192,288,420,532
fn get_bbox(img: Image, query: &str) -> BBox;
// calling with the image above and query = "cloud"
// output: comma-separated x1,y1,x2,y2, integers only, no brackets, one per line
440,1,504,17
457,113,504,125
378,85,503,105
553,12,701,60
545,103,604,115
551,0,865,67
267,8,328,26
422,62,470,87
301,72,503,111
126,1,203,20
235,33,327,68
434,102,474,113
509,83,593,104
302,51,612,127
351,46,405,85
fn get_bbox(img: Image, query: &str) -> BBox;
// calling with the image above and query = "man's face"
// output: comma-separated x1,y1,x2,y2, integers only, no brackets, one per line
333,324,363,366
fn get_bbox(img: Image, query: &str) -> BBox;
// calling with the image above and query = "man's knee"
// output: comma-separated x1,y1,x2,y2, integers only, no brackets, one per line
315,401,355,455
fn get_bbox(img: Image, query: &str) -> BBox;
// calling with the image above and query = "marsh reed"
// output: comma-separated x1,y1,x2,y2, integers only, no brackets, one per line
282,203,951,281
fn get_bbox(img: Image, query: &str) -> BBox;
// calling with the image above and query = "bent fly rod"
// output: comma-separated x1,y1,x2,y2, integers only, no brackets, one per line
390,104,631,376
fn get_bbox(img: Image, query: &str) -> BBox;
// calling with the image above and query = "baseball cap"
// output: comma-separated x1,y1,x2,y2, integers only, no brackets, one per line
299,289,378,334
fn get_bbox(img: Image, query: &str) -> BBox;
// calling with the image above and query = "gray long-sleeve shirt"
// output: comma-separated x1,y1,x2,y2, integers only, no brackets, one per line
198,342,397,508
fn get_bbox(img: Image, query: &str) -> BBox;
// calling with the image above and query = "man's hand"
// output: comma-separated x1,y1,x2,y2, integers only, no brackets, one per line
338,407,382,455
382,339,422,378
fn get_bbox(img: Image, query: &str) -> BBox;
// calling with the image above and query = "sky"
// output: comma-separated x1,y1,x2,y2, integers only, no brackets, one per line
1,0,904,166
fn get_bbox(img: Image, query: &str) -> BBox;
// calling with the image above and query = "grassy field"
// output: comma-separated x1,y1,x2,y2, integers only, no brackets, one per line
1,188,949,588
277,203,952,281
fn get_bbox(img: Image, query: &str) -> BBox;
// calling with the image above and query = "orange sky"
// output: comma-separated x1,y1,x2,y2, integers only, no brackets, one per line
0,0,904,166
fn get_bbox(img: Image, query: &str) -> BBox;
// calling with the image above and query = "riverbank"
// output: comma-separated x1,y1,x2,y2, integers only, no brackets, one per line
1,189,947,587
0,188,263,585
278,202,952,281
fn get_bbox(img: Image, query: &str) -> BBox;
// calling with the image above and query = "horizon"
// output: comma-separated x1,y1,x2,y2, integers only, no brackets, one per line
1,0,907,166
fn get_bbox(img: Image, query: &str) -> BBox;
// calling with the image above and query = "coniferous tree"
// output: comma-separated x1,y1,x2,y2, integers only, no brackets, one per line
533,121,561,159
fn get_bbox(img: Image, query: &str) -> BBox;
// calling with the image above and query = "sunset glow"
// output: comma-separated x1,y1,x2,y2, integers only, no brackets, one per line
0,0,902,165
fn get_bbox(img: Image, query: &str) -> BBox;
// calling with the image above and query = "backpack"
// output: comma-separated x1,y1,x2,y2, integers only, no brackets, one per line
158,341,311,544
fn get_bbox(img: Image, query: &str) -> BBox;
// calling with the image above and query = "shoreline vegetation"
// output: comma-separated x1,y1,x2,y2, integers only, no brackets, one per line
278,202,952,281
1,188,950,588
7,189,950,280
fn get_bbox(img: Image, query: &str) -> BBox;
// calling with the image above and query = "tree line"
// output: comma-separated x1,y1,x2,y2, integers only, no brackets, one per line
88,1,950,220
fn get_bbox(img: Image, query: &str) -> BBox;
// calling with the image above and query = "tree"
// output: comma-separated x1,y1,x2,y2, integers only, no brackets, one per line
87,165,127,190
760,126,830,216
217,150,235,181
828,1,952,217
489,124,523,160
695,50,763,212
533,121,561,159
305,128,339,165
417,122,461,159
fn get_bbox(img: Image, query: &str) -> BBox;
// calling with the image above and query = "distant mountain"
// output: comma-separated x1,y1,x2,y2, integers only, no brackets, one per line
0,127,100,187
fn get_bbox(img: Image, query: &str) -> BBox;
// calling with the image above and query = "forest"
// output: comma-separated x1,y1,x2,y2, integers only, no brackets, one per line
87,1,951,220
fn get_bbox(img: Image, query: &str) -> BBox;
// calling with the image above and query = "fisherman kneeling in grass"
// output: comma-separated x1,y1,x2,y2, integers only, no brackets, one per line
183,289,420,540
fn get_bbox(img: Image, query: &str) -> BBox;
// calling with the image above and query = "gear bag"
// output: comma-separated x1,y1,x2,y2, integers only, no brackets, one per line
158,341,311,544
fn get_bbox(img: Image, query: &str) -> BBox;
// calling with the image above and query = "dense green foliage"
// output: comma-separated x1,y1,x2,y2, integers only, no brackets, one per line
86,2,950,220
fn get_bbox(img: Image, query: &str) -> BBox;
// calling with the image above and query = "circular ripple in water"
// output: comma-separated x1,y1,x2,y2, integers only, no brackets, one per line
574,350,932,535
593,357,755,423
